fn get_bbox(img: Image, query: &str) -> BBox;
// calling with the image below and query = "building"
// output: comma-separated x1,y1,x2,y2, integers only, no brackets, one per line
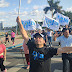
0,22,3,30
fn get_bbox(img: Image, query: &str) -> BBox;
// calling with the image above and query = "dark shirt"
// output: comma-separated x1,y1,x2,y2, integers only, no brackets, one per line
41,32,47,38
68,28,71,33
27,40,57,72
57,31,62,37
5,34,8,38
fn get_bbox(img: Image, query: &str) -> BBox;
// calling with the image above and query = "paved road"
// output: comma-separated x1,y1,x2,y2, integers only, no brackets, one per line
3,42,63,72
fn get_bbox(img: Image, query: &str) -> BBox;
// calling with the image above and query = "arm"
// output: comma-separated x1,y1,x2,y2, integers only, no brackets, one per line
46,35,48,42
53,33,58,41
16,16,29,43
4,49,6,61
52,31,54,35
7,35,9,38
57,47,72,54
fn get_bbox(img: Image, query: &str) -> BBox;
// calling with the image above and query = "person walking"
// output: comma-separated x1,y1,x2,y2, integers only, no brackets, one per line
11,30,15,45
5,32,9,45
16,16,72,72
47,29,54,47
54,28,72,72
57,28,62,46
41,30,47,45
0,40,7,72
23,40,30,69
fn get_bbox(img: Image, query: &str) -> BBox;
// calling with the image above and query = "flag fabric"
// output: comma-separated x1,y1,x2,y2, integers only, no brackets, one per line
36,23,42,30
21,19,36,30
56,12,70,26
42,16,60,31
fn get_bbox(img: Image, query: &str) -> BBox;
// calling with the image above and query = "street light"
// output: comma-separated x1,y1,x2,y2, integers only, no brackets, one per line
16,0,21,35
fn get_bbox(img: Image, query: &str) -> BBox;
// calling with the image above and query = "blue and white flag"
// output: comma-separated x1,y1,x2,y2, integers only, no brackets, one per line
56,13,70,26
42,16,60,31
36,23,42,30
21,19,36,30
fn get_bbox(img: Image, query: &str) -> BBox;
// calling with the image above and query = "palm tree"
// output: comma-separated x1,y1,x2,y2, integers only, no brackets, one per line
43,0,62,18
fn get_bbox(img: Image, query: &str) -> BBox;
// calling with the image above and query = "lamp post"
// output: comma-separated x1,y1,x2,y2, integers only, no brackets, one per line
16,0,21,35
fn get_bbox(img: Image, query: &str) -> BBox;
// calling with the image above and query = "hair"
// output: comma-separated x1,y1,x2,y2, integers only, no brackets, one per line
62,28,68,33
32,31,34,33
42,30,45,32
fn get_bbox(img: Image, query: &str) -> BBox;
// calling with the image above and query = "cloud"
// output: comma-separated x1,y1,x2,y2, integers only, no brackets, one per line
4,16,9,18
66,7,72,12
0,19,5,21
29,9,39,16
0,12,6,15
21,11,28,15
0,0,9,7
27,0,32,4
33,5,49,10
33,5,39,10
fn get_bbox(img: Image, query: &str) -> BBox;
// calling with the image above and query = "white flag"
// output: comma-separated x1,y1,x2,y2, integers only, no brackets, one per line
36,23,42,30
21,19,36,30
56,12,70,26
42,16,60,31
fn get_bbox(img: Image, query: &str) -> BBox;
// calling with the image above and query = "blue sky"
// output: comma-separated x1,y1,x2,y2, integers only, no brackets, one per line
0,0,72,27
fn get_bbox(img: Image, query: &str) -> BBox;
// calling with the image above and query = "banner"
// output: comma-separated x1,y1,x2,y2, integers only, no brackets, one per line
36,23,42,30
56,13,70,26
42,16,60,31
21,19,36,30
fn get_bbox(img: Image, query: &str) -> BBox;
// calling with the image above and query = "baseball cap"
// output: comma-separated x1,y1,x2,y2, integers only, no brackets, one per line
34,33,45,40
62,28,68,32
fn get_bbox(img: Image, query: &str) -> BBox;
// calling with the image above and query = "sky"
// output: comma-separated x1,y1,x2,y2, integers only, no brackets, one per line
0,0,72,27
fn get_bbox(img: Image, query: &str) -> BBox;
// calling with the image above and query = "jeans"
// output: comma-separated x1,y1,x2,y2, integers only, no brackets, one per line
47,36,52,46
62,53,70,72
63,58,69,72
69,60,72,72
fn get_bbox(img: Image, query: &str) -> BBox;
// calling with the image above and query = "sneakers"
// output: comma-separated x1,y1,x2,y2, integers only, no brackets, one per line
49,45,50,47
13,42,14,44
59,45,61,46
2,69,7,72
49,44,52,47
13,42,14,45
51,44,52,47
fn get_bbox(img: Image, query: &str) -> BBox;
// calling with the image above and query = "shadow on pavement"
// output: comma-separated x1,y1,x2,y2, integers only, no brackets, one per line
51,62,63,72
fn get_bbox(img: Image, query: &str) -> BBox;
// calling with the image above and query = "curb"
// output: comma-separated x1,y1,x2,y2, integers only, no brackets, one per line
6,43,23,50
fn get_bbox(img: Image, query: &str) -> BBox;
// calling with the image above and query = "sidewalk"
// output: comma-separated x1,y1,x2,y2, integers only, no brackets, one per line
0,35,24,49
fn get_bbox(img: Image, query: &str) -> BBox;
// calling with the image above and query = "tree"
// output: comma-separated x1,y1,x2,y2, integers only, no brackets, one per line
43,0,63,18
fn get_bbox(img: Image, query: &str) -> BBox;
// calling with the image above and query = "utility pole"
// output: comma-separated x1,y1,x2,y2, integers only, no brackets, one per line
16,0,21,35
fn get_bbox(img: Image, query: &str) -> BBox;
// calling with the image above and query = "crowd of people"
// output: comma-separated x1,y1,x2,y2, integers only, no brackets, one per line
0,16,72,72
16,16,72,72
0,30,15,72
5,30,15,45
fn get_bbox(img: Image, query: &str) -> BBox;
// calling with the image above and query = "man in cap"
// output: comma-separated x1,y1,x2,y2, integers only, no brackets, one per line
54,28,72,72
16,16,72,72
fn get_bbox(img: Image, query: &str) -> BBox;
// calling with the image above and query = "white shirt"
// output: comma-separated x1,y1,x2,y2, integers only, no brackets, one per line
47,31,53,37
56,35,72,47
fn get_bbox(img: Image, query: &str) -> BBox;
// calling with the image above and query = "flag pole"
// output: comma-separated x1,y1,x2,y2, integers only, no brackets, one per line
16,0,21,35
